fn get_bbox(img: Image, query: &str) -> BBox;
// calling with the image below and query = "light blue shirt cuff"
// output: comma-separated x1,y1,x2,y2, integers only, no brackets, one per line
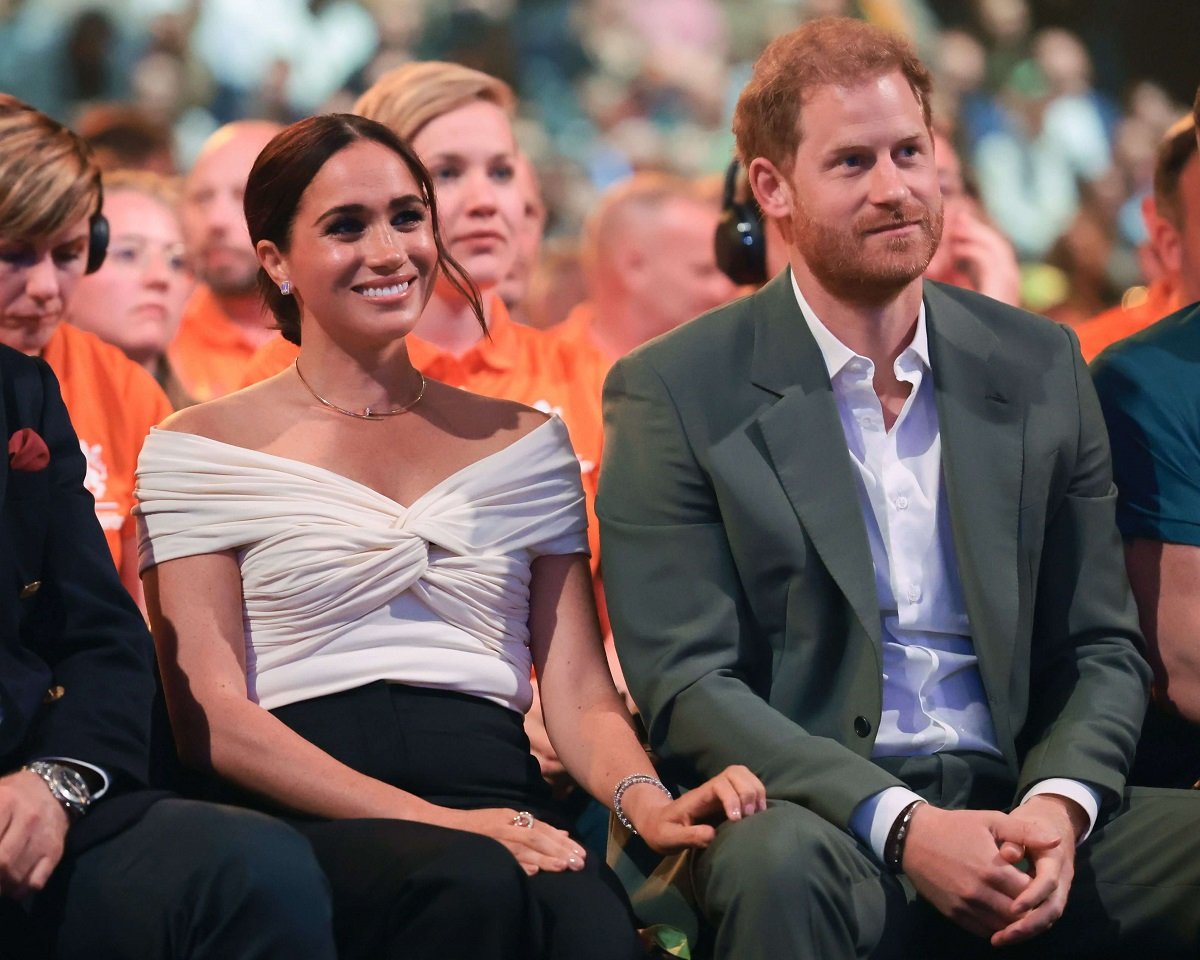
38,757,111,800
849,785,924,862
1020,778,1100,842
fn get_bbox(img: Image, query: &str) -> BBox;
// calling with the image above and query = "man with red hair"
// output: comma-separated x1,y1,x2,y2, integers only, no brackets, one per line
601,17,1200,959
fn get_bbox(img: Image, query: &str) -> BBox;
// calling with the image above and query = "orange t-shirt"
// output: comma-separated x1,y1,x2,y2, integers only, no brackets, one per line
240,297,608,572
43,324,173,573
545,301,614,383
168,285,272,402
1074,281,1181,362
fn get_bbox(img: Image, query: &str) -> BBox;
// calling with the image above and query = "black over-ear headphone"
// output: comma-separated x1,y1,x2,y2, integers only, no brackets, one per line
714,157,766,286
0,96,109,273
86,176,109,275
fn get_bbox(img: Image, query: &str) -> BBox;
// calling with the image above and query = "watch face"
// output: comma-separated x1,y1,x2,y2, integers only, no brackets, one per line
51,767,91,805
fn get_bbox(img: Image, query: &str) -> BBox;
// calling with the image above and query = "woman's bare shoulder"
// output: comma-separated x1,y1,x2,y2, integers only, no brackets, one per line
158,377,291,447
425,380,551,442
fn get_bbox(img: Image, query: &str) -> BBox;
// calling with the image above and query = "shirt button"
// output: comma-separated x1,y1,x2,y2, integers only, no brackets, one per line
895,496,909,510
854,716,872,738
907,584,922,602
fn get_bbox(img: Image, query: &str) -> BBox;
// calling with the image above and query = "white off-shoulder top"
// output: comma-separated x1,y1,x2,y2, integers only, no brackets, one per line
134,417,588,714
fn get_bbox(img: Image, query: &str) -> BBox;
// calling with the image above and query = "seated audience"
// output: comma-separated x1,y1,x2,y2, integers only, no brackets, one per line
171,121,281,401
0,91,337,960
1090,91,1200,789
0,107,174,608
1076,114,1198,361
135,112,764,960
66,169,195,408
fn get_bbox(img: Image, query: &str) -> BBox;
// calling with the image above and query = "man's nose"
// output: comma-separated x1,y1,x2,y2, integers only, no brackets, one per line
868,158,909,206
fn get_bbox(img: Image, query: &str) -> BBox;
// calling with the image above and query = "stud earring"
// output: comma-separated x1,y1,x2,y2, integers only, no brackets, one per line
280,280,291,295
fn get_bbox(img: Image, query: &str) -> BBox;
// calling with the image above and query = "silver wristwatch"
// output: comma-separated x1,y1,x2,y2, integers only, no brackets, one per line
24,761,93,818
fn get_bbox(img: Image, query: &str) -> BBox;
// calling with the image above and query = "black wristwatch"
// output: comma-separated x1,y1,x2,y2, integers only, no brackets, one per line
24,761,93,818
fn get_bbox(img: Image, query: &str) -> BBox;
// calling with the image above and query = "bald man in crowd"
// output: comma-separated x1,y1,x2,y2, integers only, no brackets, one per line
169,121,280,401
552,172,738,370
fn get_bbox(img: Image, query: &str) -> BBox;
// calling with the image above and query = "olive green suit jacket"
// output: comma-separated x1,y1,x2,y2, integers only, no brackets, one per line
598,273,1149,838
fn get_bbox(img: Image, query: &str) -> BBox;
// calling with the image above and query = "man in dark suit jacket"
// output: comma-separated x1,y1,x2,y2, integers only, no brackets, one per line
598,17,1200,960
0,345,336,958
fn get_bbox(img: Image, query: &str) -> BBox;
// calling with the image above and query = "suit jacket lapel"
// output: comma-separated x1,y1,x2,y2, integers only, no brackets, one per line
749,273,882,649
925,284,1024,757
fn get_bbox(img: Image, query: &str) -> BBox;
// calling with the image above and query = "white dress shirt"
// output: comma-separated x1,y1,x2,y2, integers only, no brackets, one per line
789,274,1099,860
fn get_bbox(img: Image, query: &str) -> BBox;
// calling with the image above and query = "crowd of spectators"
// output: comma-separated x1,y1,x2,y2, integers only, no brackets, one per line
4,2,1200,955
1,0,1194,323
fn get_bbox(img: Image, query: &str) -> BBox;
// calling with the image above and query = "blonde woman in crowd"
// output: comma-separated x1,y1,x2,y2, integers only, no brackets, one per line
66,170,195,409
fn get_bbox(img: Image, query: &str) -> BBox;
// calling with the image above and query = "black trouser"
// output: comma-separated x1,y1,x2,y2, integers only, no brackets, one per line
0,798,336,960
270,682,644,960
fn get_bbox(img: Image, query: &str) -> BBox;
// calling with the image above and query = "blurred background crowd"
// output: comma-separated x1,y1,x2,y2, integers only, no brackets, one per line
2,0,1197,327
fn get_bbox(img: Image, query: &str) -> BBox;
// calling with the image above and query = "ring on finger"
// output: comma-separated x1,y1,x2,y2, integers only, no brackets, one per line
511,810,535,829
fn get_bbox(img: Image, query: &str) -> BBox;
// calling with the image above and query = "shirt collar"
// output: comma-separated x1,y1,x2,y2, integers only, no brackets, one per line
789,269,930,380
407,293,517,372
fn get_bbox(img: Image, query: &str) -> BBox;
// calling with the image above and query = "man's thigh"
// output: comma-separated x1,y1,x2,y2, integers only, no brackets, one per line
1040,786,1200,958
49,798,334,960
690,800,922,960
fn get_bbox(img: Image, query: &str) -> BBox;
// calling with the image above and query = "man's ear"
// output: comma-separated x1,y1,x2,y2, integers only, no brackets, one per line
747,157,793,220
256,240,288,287
1145,198,1183,277
608,238,647,296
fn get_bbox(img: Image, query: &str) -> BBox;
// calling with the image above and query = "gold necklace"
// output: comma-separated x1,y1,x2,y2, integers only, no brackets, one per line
294,361,425,420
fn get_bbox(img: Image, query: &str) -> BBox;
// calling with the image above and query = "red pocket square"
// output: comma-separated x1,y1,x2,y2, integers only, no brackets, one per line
8,428,49,472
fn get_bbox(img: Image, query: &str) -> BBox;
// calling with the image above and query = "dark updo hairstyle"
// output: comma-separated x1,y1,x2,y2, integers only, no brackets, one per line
243,113,485,345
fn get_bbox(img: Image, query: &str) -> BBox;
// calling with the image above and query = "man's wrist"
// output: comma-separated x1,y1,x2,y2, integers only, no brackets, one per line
22,761,93,819
884,798,926,872
1020,793,1088,843
850,785,925,861
36,758,110,798
1021,779,1099,842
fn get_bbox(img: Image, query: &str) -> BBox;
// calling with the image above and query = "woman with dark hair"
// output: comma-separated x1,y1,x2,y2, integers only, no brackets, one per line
136,113,764,960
